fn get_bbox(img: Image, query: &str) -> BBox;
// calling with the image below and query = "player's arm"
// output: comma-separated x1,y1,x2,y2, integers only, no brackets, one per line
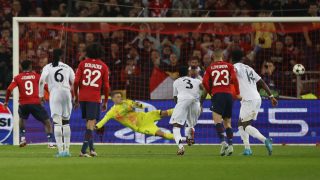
102,66,110,111
39,66,48,100
69,67,76,97
230,65,241,100
199,83,207,105
173,81,178,104
4,79,18,108
202,69,211,94
96,109,114,129
133,101,145,109
257,79,278,107
73,64,83,105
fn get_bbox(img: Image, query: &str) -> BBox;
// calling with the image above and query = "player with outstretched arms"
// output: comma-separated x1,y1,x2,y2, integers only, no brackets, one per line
170,66,206,155
74,43,109,157
202,49,241,156
96,92,174,141
39,49,75,157
4,60,54,148
231,50,278,156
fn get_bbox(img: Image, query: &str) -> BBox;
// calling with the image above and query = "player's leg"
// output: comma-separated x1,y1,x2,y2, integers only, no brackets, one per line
159,108,174,117
171,123,185,155
154,129,174,140
243,120,272,155
169,100,190,155
18,105,29,147
238,100,252,155
211,94,228,155
142,110,174,140
79,102,91,157
80,102,99,157
62,119,71,156
30,104,55,148
19,118,27,147
185,102,201,146
52,114,64,157
60,92,72,156
238,119,252,156
222,93,234,156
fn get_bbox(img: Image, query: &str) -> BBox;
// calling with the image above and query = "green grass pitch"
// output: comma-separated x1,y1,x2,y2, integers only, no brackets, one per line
1,145,319,180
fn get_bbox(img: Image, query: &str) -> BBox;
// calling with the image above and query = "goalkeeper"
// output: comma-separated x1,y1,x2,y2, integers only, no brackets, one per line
96,92,174,140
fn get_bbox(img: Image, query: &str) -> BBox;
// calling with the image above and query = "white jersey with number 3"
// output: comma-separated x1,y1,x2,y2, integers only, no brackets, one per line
234,63,261,100
173,76,202,102
170,76,202,126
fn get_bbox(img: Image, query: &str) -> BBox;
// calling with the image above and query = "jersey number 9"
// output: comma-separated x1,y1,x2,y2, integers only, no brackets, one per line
25,80,33,95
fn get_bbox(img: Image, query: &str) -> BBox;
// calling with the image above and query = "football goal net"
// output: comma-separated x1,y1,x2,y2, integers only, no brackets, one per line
11,17,320,145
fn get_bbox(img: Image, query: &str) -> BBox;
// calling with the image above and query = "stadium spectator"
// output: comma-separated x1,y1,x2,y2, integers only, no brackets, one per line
2,0,320,99
0,42,10,89
104,0,123,17
260,61,281,97
160,53,179,80
121,58,141,85
269,41,290,71
252,11,276,49
159,38,180,65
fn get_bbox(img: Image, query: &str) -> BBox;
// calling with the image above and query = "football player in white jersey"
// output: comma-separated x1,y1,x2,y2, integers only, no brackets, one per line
170,66,206,155
39,49,75,157
231,50,278,156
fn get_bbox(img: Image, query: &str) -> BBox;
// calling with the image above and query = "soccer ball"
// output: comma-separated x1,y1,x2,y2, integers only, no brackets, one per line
292,64,305,75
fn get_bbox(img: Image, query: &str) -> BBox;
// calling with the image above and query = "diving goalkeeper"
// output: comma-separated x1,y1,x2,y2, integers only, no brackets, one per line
96,92,174,140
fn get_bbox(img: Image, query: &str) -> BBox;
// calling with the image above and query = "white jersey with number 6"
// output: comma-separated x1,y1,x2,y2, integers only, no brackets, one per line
170,76,202,126
39,62,75,119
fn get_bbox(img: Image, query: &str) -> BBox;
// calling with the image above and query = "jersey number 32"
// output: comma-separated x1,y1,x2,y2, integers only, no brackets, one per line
82,69,101,87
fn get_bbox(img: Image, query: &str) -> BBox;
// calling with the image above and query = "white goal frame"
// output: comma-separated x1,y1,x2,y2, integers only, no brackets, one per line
12,17,320,145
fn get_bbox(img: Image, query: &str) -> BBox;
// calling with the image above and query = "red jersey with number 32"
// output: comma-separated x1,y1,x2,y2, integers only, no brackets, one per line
7,72,41,105
75,58,110,102
202,61,240,96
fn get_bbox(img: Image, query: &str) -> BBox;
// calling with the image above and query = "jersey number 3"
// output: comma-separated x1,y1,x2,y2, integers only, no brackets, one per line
82,69,101,87
183,79,193,89
211,70,229,86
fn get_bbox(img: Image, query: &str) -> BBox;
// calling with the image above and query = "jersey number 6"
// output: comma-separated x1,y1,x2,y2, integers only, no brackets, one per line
54,68,64,82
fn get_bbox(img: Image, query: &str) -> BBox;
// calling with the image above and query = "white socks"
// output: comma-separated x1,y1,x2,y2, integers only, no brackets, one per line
238,126,250,149
62,124,71,153
173,127,184,149
245,125,266,143
184,127,192,139
54,125,63,153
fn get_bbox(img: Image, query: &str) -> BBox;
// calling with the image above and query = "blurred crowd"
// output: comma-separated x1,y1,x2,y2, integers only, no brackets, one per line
1,0,320,99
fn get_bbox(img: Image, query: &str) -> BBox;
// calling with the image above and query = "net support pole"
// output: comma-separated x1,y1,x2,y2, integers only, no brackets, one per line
12,18,20,146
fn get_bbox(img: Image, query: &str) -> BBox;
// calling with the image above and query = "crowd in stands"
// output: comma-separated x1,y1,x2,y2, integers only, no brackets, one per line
1,0,320,99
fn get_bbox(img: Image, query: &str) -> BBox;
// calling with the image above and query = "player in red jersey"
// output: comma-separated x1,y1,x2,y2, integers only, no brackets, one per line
3,60,54,147
202,49,241,156
74,43,110,157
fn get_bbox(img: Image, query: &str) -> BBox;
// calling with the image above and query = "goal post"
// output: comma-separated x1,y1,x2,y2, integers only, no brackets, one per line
12,17,320,145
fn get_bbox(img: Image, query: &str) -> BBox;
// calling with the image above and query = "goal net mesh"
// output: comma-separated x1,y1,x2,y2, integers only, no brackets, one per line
17,21,320,144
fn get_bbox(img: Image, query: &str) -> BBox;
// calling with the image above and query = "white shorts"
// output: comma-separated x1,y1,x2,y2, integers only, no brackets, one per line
170,99,201,127
49,88,72,120
239,99,261,122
